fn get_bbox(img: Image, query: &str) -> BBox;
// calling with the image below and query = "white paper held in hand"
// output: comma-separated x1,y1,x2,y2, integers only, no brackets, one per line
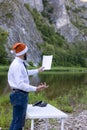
42,55,53,70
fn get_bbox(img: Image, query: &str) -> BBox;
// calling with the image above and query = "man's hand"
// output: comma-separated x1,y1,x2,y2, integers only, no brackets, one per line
36,82,48,92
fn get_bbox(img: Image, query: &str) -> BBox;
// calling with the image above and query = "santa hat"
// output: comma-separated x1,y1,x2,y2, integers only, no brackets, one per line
11,42,28,56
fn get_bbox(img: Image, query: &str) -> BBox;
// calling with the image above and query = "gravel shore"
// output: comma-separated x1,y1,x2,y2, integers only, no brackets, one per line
33,110,87,130
64,110,87,130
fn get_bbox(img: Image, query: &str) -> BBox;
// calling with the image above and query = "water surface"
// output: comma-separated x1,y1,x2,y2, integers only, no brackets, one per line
1,72,87,99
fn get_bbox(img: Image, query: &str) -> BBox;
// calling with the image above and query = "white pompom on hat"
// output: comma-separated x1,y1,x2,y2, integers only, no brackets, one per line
11,42,28,56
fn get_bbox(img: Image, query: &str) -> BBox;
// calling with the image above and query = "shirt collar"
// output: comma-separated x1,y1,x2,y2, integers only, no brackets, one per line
15,57,24,63
15,57,29,66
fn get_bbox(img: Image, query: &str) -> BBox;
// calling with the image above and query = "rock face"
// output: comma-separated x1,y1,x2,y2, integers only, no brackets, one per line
0,0,87,64
75,0,87,7
24,0,43,12
0,0,43,65
23,0,87,43
47,0,87,42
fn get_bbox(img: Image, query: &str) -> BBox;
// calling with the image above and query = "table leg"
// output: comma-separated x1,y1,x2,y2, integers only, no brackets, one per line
31,119,34,130
22,127,24,130
45,119,48,130
61,119,64,130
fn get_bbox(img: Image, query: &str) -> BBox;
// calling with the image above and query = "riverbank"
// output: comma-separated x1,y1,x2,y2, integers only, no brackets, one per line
51,66,87,72
1,65,87,74
33,110,87,130
64,110,87,130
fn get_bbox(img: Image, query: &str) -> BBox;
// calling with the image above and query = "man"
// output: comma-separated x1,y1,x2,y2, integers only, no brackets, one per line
8,42,48,130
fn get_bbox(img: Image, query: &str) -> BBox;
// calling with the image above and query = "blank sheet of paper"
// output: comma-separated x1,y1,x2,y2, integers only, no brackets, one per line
42,55,53,70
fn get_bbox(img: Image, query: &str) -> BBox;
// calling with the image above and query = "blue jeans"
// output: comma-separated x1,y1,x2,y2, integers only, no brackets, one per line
9,91,28,130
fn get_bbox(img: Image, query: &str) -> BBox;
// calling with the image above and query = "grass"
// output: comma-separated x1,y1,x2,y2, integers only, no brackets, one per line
0,65,87,76
0,94,12,128
28,66,87,73
1,65,87,72
0,65,8,69
0,65,8,75
0,65,8,71
40,66,87,75
51,66,87,71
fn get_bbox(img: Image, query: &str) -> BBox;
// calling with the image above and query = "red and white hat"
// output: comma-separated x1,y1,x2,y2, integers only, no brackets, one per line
11,42,28,56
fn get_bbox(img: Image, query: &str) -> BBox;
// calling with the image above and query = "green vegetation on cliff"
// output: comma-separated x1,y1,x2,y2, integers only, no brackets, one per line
0,27,9,64
25,4,87,67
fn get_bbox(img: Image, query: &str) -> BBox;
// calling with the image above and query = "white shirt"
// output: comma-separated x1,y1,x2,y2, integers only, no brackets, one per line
8,57,38,92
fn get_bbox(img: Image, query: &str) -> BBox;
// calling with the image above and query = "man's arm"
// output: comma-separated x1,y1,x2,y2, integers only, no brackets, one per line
27,67,44,76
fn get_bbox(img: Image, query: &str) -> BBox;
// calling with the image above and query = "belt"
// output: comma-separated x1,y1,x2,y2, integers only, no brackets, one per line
12,89,28,94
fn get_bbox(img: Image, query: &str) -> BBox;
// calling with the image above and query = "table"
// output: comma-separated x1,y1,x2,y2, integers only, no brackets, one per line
26,104,68,130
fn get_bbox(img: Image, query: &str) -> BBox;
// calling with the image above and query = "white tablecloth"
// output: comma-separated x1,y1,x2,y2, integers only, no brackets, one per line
26,104,68,130
26,104,68,119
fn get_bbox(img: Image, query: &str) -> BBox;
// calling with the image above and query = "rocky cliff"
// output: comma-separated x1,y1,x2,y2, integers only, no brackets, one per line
24,0,43,12
24,0,87,43
0,0,87,65
45,0,87,42
0,0,43,65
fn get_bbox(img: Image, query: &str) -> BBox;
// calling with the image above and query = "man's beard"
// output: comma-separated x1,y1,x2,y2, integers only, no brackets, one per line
24,53,27,61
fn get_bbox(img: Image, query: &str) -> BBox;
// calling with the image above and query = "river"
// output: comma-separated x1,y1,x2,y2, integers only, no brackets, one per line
0,72,87,100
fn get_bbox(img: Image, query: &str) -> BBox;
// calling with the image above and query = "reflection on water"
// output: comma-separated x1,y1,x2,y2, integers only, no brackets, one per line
39,73,87,99
0,72,87,99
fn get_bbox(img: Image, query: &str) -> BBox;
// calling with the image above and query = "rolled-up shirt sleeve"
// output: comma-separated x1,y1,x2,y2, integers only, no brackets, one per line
27,69,38,76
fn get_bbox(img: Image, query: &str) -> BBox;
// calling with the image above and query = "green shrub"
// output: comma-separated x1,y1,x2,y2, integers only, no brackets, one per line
24,3,31,12
0,27,9,65
42,42,55,55
66,5,70,11
5,13,13,18
42,0,54,23
0,27,8,43
29,61,34,67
